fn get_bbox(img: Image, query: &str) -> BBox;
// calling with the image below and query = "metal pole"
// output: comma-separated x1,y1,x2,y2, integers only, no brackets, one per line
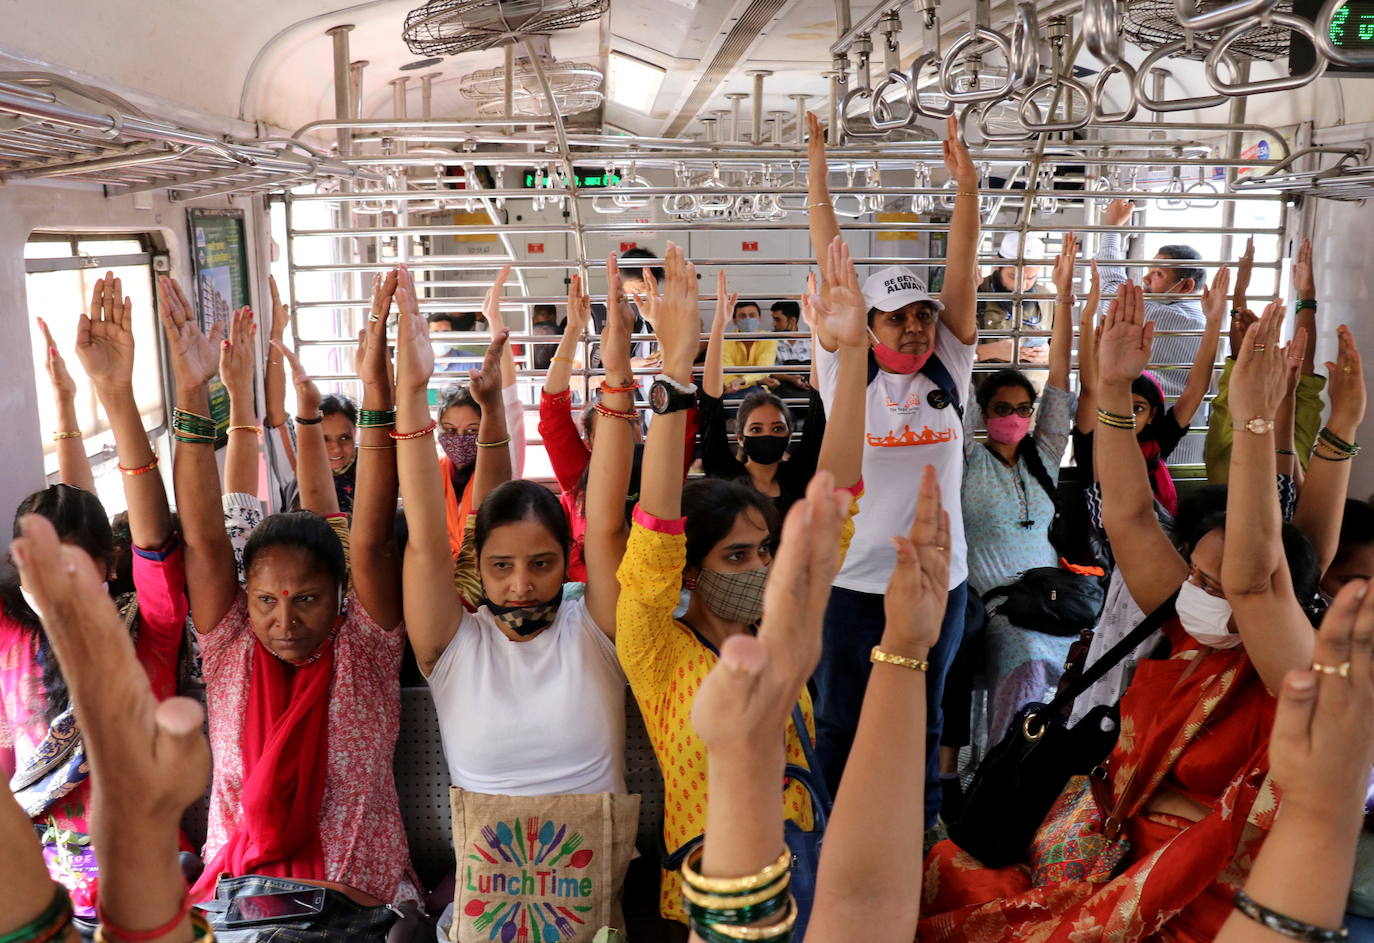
1219,60,1250,265
390,77,410,157
748,70,772,145
504,44,516,121
327,25,354,158
789,94,812,143
726,93,748,143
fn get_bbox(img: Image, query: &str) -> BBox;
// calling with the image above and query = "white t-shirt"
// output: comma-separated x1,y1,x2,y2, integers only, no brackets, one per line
427,596,627,796
816,327,975,594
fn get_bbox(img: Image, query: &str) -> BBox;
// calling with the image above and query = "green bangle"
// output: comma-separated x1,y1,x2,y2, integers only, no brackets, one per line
358,408,396,427
1295,299,1318,312
0,884,73,943
685,891,789,929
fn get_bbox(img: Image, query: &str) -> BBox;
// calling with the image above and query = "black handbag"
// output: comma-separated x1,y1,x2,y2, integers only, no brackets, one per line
945,592,1178,869
984,566,1106,638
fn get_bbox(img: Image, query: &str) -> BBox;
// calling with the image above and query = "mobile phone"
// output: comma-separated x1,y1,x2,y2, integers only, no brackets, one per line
222,888,327,927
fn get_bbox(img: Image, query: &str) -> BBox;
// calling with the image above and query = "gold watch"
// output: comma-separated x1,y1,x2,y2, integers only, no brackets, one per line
1233,417,1275,435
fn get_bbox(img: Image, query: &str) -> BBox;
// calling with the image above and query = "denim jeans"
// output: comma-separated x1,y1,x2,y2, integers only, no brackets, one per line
813,581,968,828
202,875,397,942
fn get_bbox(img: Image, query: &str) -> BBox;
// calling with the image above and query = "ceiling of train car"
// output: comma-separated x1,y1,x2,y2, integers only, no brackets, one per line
0,0,1333,144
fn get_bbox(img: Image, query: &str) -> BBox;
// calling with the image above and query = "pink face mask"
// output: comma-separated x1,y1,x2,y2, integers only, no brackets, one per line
986,414,1032,445
868,328,932,375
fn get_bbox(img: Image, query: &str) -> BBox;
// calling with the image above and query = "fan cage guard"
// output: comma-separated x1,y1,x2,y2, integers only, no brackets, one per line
1122,0,1295,60
404,0,610,56
460,59,604,116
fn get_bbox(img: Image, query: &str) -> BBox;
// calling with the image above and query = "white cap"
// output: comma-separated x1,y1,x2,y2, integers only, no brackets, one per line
861,265,943,313
998,232,1048,261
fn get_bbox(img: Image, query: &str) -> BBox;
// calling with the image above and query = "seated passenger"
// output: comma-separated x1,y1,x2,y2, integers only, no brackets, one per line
163,272,420,935
1,274,186,928
720,298,778,394
769,299,811,391
700,270,827,521
976,231,1049,367
429,310,488,375
961,234,1081,737
921,285,1327,942
615,241,865,927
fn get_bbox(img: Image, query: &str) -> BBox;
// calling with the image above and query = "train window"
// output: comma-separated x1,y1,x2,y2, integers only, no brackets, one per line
25,232,166,510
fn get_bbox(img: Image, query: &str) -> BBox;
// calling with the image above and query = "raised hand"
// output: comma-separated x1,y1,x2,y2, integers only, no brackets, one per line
808,237,866,349
593,269,631,379
1228,300,1290,426
270,338,321,417
157,275,222,391
468,329,510,412
36,316,77,401
76,272,137,391
1201,264,1232,329
1229,307,1258,360
218,306,258,400
568,261,596,341
806,111,828,186
692,472,848,757
1233,236,1255,308
1325,325,1366,435
268,273,289,342
1268,578,1374,823
1104,199,1135,227
942,114,976,189
393,264,435,393
1052,232,1079,299
1096,280,1152,386
356,270,398,390
10,513,210,822
483,264,514,334
883,465,951,658
1294,237,1316,301
633,242,699,377
712,269,739,337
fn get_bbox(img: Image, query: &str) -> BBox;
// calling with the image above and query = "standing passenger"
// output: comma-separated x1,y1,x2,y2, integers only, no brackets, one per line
805,112,980,825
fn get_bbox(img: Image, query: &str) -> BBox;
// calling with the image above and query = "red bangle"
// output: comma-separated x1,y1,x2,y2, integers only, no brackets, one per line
117,456,160,477
600,379,638,395
389,419,438,440
593,403,638,421
96,894,194,942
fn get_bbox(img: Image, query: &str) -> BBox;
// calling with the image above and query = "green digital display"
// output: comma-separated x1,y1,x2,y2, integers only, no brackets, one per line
522,169,623,188
1329,1,1374,44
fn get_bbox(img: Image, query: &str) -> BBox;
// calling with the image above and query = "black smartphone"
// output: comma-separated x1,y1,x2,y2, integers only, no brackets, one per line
222,888,327,928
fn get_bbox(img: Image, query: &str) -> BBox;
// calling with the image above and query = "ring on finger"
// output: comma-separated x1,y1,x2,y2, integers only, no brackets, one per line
1312,661,1351,678
369,315,380,323
1252,343,1267,352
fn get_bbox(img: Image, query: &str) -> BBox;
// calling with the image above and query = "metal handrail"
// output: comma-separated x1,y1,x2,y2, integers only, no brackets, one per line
1133,39,1233,112
1174,0,1278,31
1205,14,1329,95
1082,0,1122,64
939,26,1016,103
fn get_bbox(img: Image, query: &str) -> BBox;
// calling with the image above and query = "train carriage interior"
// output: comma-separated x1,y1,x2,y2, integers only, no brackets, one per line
3,0,1374,940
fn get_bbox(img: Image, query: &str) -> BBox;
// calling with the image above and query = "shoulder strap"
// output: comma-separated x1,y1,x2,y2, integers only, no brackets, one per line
1043,591,1179,718
920,353,964,420
787,703,833,815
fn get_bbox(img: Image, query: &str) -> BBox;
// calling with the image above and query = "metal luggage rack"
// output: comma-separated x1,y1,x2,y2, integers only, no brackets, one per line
0,73,375,201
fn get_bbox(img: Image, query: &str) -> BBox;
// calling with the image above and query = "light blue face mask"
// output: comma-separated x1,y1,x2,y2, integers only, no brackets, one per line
734,317,761,333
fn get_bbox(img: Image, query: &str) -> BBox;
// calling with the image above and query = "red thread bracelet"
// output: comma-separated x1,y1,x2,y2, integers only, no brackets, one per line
389,419,438,440
594,403,638,421
600,379,638,395
117,456,160,477
96,894,194,943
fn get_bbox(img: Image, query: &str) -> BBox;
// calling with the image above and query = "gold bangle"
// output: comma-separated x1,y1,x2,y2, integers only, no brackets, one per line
957,190,979,197
871,646,929,672
227,425,263,437
477,435,512,448
808,200,832,208
681,872,791,911
700,896,798,940
52,430,82,440
681,847,791,895
356,443,397,450
174,407,214,423
551,356,578,364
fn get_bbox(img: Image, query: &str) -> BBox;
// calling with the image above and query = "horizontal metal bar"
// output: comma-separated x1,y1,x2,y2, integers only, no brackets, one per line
291,221,1285,238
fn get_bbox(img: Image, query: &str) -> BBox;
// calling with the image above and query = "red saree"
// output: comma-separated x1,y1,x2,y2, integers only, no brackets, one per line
920,620,1280,943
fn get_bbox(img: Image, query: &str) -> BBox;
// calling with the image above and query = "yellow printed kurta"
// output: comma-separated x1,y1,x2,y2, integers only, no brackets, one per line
722,338,779,390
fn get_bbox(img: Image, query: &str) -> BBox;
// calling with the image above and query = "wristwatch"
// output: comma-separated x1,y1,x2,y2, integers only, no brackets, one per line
649,375,697,415
1233,417,1276,435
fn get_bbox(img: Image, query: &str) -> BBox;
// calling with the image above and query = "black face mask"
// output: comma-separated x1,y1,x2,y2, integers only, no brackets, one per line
480,590,564,636
741,434,789,465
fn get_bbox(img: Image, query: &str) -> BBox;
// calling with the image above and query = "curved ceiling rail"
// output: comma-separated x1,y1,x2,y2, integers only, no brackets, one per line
0,73,374,200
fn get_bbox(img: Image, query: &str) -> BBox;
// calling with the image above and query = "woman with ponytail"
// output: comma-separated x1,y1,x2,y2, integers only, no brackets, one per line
960,234,1081,737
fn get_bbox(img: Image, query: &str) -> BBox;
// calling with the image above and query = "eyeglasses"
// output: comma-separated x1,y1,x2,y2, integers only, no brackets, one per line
988,403,1036,418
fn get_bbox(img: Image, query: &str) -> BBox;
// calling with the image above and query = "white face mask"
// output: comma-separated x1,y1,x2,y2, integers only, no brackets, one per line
1176,579,1240,650
21,582,109,619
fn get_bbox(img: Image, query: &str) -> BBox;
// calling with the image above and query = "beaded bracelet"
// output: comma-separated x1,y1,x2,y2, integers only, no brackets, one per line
295,414,324,426
390,419,437,441
477,435,512,448
52,430,82,441
358,408,396,427
118,456,160,477
594,403,638,422
1232,889,1346,941
0,883,73,943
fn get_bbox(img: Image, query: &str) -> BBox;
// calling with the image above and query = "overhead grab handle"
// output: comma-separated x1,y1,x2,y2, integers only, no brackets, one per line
1133,39,1232,112
1083,0,1123,64
1174,0,1278,32
1018,77,1093,132
907,52,955,118
1206,13,1328,94
1091,60,1139,122
939,27,1015,103
1011,4,1041,91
